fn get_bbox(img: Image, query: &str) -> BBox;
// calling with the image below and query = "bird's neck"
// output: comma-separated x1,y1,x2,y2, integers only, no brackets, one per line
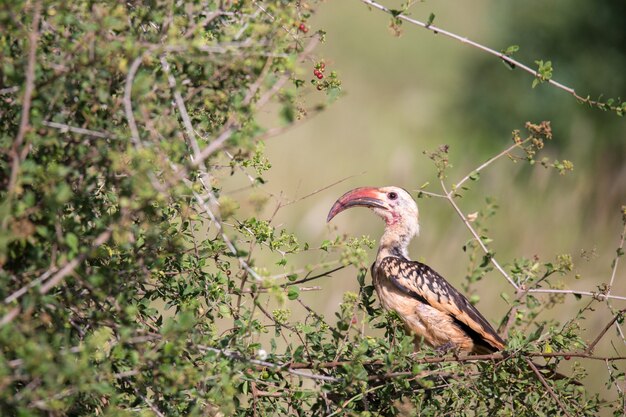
376,225,413,263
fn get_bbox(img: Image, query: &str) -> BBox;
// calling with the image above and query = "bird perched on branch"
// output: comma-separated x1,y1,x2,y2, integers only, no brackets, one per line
327,186,505,354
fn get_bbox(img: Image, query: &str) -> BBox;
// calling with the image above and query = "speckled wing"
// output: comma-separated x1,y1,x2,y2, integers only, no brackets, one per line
378,256,506,352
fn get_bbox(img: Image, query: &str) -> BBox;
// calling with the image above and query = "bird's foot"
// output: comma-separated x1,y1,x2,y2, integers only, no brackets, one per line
435,342,457,356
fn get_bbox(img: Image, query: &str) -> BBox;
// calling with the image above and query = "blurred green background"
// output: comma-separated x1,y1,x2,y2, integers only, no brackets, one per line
254,0,624,395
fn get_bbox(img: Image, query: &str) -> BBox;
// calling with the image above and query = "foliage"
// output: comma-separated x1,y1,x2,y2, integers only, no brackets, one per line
1,1,625,417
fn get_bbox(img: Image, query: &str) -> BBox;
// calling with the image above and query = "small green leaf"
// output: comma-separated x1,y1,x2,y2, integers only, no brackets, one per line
287,286,299,300
426,13,435,27
66,233,79,253
504,45,519,55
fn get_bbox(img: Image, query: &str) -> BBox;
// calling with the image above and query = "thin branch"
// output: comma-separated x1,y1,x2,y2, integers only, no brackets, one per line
586,309,626,355
238,286,322,294
0,307,20,327
281,265,347,287
359,0,619,112
608,222,626,295
415,189,447,199
160,55,201,158
1,223,111,328
124,55,145,149
190,187,263,282
197,345,338,382
280,172,366,208
135,390,166,417
0,86,19,95
191,126,237,167
525,358,573,417
42,121,111,139
182,11,222,39
252,0,304,48
453,141,521,191
287,351,626,370
5,1,41,209
38,229,112,294
440,180,518,289
254,103,325,142
527,288,626,302
4,268,56,304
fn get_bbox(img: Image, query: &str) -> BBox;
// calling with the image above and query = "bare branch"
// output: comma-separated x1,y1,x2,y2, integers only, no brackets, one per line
42,121,111,139
160,55,202,158
281,172,366,208
440,180,518,289
0,86,19,95
281,265,347,287
4,268,56,304
608,223,626,295
453,141,521,191
586,309,626,355
135,390,166,417
527,288,626,302
124,55,146,149
238,286,322,294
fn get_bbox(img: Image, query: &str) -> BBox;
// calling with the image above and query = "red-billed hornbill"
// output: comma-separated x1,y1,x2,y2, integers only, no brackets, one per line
327,186,505,354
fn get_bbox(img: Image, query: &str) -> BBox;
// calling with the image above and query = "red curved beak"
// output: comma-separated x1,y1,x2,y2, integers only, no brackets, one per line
327,187,388,222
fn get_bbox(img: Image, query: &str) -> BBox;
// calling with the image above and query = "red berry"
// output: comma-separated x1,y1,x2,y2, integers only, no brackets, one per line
316,73,324,79
313,69,320,76
564,355,571,360
320,62,325,70
316,84,323,91
298,23,308,33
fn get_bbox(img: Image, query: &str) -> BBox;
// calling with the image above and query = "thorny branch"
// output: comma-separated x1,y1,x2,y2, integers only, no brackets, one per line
440,179,518,289
359,0,624,113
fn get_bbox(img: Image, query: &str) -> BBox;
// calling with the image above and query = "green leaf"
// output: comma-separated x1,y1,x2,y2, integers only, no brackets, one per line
287,286,299,300
66,233,79,254
426,13,435,27
504,44,519,55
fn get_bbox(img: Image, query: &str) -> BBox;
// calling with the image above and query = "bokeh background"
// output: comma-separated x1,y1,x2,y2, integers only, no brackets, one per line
245,0,625,397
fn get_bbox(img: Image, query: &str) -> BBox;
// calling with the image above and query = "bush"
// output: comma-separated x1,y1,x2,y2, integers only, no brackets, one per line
1,1,624,416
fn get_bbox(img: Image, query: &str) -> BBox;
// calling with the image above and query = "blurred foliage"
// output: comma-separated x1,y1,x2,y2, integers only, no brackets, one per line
456,0,626,151
0,1,624,416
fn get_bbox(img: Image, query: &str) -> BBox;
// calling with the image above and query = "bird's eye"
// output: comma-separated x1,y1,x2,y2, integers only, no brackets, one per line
387,192,398,200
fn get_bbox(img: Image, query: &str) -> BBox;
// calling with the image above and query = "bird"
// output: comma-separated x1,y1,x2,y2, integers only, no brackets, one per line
327,186,505,354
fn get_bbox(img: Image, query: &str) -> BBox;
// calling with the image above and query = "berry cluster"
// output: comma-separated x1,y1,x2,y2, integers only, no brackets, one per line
313,62,325,79
298,22,308,33
311,61,341,92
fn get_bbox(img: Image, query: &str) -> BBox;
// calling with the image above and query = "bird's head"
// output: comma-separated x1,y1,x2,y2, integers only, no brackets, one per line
327,186,419,239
